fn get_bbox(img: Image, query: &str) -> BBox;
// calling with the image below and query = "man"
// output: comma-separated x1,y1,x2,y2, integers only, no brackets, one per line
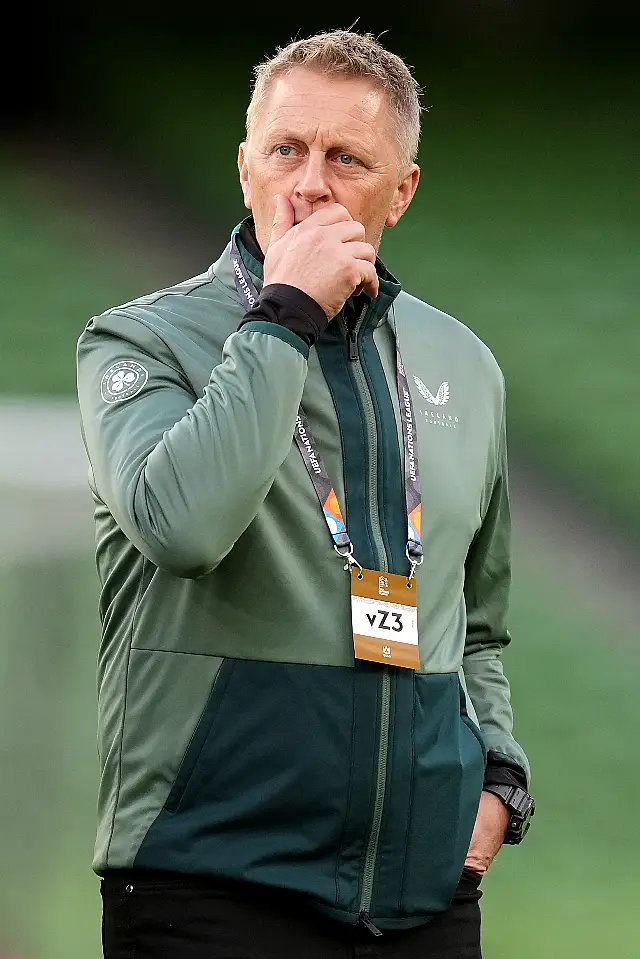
77,30,533,959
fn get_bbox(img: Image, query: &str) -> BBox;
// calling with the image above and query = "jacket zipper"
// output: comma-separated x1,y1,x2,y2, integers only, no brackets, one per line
344,307,387,564
343,307,391,934
359,670,391,934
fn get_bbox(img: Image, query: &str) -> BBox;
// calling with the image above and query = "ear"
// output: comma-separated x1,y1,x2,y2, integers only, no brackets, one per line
386,164,420,228
238,142,252,210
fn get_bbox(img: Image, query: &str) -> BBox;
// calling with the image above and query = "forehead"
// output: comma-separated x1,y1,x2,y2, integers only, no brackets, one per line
254,67,392,139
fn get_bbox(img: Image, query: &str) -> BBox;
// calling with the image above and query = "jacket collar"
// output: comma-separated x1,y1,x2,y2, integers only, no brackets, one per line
226,216,401,330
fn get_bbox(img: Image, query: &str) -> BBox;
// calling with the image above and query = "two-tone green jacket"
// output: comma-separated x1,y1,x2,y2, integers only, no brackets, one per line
76,222,529,930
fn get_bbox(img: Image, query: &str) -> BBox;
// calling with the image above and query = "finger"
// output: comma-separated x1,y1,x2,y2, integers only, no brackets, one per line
330,219,367,243
355,260,379,300
344,241,376,263
306,202,353,226
269,194,295,245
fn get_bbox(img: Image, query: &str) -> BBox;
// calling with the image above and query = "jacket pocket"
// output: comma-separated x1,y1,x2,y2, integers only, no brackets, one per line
458,676,487,761
164,659,235,813
395,672,486,918
460,714,487,763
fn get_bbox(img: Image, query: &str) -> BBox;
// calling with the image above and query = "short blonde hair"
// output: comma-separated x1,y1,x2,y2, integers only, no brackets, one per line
246,30,423,171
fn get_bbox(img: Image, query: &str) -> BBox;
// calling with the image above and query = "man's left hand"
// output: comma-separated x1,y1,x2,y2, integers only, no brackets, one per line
464,790,510,877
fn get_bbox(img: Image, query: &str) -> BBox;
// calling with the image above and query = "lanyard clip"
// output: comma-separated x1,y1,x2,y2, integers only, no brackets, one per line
334,541,363,575
406,541,423,582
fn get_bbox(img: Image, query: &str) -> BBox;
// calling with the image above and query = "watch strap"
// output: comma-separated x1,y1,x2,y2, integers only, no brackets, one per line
483,783,535,845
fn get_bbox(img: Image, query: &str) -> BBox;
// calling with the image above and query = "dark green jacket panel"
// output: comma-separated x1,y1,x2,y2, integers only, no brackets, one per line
359,329,407,574
134,660,378,907
369,671,485,922
316,323,382,573
134,661,484,927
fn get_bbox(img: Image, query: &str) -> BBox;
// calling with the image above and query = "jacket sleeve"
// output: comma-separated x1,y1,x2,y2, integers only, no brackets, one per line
462,399,531,785
77,310,309,578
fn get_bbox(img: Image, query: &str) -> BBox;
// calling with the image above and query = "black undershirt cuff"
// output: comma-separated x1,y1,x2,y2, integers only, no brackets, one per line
483,750,528,791
237,284,329,349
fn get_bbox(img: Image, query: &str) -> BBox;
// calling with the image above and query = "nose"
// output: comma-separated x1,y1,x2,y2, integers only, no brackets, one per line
293,151,332,206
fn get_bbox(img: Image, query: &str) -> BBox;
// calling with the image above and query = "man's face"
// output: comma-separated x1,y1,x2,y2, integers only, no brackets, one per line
238,67,420,254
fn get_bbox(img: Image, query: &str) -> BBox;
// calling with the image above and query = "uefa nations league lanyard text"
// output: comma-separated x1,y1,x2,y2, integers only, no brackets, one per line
229,229,424,586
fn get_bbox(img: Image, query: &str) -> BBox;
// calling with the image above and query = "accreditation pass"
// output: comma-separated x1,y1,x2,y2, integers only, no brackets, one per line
351,567,420,670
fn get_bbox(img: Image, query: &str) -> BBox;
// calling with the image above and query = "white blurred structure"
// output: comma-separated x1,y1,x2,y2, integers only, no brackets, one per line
0,400,93,561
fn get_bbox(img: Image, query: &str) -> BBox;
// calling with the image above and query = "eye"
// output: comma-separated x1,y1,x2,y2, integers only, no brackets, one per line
338,154,354,165
277,145,294,157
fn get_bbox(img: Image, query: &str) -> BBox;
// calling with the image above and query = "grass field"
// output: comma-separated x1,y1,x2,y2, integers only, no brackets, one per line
1,546,638,958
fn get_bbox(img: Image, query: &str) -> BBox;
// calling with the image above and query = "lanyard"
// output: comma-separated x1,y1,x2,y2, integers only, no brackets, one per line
230,227,423,578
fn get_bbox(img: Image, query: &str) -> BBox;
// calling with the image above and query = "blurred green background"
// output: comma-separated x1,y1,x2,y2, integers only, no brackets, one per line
1,8,638,957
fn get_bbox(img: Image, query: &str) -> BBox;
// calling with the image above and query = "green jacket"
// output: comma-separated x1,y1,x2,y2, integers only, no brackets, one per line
76,228,529,930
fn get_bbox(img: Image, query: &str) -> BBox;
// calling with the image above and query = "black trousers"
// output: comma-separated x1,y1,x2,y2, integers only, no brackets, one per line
101,870,482,958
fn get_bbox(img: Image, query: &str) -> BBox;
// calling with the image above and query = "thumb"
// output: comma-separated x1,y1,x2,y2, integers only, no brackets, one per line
269,194,295,245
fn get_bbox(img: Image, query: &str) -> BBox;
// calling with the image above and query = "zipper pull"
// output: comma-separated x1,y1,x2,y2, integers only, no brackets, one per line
359,912,383,937
348,327,358,361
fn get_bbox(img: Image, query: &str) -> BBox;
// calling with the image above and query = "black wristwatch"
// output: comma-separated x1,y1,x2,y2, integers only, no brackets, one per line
483,783,535,844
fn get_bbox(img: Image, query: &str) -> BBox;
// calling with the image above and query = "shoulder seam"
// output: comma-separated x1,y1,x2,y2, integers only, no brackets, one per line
103,276,213,315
